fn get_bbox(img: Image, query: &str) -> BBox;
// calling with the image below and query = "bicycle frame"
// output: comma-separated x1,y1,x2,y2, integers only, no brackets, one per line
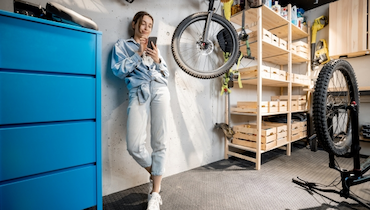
294,101,370,209
202,0,215,44
329,102,370,200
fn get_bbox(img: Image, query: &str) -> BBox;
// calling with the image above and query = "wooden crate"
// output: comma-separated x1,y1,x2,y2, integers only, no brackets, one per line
291,121,301,134
234,124,277,137
298,100,307,110
263,122,287,138
239,65,271,79
290,44,297,54
292,40,309,49
232,138,277,150
235,101,269,113
271,95,306,101
296,46,308,53
279,39,287,50
271,34,279,47
279,70,286,81
248,28,272,43
276,136,288,147
278,101,287,112
291,132,300,141
270,67,280,80
268,101,279,113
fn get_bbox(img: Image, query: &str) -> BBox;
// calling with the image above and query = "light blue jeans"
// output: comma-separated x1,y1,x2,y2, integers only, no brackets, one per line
126,81,170,176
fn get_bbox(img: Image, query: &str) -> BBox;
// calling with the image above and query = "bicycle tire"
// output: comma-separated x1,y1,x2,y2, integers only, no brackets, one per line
313,59,359,156
171,12,239,79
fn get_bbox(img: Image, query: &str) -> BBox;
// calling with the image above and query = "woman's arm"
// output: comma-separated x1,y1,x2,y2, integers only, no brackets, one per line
111,39,142,79
156,52,169,78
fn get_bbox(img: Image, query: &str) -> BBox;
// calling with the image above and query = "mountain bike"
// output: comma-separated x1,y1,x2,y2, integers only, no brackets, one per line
293,59,370,209
171,0,240,79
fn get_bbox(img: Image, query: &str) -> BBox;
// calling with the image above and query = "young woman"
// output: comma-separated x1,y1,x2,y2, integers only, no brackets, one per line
111,11,170,210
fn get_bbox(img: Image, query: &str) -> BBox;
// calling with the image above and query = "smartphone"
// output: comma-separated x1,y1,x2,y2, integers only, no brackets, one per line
147,37,157,50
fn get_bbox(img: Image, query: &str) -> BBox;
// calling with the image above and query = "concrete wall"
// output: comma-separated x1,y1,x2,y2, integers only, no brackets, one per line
0,0,227,196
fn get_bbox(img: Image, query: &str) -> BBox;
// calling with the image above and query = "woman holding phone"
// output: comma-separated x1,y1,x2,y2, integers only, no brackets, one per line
111,11,170,210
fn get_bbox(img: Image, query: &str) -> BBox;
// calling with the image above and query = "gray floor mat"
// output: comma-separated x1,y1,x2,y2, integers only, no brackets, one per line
88,144,370,210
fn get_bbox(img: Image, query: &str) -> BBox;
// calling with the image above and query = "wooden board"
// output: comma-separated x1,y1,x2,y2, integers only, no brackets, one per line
329,0,367,58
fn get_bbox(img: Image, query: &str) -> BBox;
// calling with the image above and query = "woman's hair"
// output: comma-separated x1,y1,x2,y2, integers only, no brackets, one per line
132,11,154,29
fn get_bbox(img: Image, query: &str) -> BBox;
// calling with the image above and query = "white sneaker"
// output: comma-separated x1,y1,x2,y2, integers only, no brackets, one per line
147,192,162,210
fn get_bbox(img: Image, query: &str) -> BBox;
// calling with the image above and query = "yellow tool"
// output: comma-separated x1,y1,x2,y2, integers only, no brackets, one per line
221,0,233,21
313,39,330,66
311,16,328,65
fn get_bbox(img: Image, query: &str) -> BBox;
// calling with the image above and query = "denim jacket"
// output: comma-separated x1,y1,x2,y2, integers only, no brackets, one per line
111,38,169,103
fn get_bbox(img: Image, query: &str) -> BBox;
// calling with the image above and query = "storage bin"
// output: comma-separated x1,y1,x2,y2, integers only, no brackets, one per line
279,39,287,50
270,67,280,80
233,124,277,150
278,101,288,112
234,101,269,113
268,101,279,113
279,70,286,81
247,28,272,43
239,65,271,79
271,34,279,47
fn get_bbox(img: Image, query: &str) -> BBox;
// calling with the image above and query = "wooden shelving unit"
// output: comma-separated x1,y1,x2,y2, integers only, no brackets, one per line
225,4,311,170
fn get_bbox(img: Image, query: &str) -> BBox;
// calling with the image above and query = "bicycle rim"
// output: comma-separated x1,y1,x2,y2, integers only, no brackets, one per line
171,12,239,79
313,59,359,156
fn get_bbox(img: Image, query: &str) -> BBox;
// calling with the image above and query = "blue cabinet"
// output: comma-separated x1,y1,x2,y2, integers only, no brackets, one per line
0,10,102,210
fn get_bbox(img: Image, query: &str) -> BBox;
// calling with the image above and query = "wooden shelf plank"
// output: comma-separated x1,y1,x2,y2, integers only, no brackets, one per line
236,77,289,87
231,110,289,116
234,76,308,87
240,41,309,65
230,5,309,40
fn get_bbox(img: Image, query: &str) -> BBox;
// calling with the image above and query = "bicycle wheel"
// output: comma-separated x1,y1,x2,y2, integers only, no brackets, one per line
171,12,239,79
313,59,359,156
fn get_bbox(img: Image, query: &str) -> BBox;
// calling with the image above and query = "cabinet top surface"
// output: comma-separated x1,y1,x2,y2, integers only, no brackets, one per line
0,9,102,35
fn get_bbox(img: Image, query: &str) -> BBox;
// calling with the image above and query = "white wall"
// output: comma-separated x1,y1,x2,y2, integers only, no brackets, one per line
0,0,227,196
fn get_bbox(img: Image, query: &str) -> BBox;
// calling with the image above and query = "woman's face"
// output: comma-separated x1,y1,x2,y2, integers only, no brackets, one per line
133,15,153,38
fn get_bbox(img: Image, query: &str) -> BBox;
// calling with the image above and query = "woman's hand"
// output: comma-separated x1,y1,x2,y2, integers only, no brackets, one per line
137,37,148,56
146,42,160,63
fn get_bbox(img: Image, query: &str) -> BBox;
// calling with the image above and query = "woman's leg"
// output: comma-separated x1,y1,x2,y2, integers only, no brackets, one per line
150,83,170,193
126,88,152,169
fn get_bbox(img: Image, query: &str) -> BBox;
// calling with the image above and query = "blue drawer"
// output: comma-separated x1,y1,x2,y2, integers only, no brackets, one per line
0,121,96,182
0,165,97,210
0,15,96,75
0,72,95,125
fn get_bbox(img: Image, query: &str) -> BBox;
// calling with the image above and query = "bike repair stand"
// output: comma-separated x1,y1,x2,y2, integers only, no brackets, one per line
293,101,370,209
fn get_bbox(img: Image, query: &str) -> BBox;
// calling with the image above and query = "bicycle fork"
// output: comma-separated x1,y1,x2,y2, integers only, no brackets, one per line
200,0,215,49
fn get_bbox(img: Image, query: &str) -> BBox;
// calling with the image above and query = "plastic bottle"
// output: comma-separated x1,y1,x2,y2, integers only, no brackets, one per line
291,5,298,25
272,1,281,14
281,8,287,19
264,0,272,8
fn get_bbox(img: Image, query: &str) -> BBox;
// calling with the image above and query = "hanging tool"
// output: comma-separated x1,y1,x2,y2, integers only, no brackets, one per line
221,0,233,21
311,16,328,67
313,39,330,66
